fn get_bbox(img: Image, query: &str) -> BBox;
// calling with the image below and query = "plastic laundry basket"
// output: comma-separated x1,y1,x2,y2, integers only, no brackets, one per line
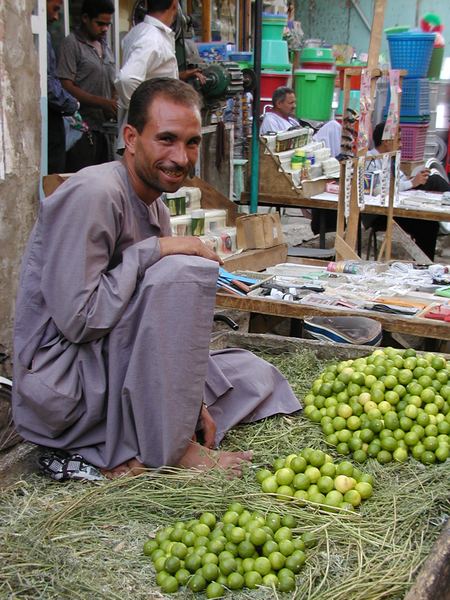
387,32,436,78
399,122,429,161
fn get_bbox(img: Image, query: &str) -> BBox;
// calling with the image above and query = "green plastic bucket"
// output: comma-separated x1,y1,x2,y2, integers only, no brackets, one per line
262,13,287,41
261,39,291,70
428,46,444,80
294,69,336,121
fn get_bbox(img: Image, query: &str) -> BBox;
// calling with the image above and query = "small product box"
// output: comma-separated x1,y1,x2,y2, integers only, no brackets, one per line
170,215,191,236
236,213,285,250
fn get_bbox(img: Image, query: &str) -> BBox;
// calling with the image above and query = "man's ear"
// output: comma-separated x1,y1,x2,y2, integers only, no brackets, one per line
123,124,137,155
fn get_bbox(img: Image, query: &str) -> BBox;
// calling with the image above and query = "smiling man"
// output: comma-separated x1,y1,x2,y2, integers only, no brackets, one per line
12,78,299,481
57,0,117,171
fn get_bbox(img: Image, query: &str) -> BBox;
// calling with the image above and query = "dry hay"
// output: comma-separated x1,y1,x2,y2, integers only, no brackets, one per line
0,349,449,599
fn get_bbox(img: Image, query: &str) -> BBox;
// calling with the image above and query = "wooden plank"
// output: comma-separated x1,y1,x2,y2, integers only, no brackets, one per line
201,0,211,42
335,234,360,260
42,173,72,197
367,0,387,70
390,221,433,264
223,244,288,272
215,293,450,341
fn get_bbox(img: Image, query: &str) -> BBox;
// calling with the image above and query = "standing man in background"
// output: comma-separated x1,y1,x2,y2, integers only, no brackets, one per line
46,0,79,174
115,0,179,153
57,0,117,171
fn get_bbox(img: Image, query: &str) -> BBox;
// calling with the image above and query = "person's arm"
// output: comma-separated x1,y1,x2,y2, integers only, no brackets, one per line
47,33,78,115
115,36,155,108
40,175,221,344
409,169,430,189
60,79,117,119
57,35,117,118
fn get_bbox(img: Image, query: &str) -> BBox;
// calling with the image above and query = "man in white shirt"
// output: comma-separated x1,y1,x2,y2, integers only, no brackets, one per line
260,86,300,134
364,122,449,260
115,0,179,151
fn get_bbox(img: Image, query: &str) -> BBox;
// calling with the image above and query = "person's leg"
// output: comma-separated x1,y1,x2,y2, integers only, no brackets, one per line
47,111,66,174
73,255,252,476
395,217,439,261
419,174,450,193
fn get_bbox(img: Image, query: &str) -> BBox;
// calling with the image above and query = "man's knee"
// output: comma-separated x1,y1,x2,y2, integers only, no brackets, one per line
142,254,218,287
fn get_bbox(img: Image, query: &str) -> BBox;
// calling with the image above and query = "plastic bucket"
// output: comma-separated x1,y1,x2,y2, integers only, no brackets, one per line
428,46,444,80
262,13,287,41
336,64,366,89
302,61,335,70
261,39,291,70
294,69,336,121
260,70,290,114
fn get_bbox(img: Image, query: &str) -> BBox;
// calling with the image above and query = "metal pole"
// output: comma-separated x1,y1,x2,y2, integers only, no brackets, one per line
249,0,262,214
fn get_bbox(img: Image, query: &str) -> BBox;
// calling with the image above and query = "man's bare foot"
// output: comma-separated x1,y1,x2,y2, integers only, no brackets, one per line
101,458,146,479
177,441,253,478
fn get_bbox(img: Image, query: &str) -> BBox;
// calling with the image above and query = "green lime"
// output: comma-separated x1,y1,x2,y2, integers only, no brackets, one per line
160,575,179,594
244,570,263,588
143,539,158,556
206,581,224,599
189,573,207,592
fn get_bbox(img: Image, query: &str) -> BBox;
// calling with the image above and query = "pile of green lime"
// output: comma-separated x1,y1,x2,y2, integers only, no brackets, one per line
257,448,373,509
143,503,314,596
303,348,450,465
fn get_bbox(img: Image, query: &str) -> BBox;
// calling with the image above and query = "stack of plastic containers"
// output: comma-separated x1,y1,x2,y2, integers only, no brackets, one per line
294,45,336,122
259,13,291,115
387,31,436,161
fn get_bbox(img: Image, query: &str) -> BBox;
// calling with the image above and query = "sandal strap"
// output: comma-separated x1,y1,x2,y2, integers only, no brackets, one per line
39,452,104,482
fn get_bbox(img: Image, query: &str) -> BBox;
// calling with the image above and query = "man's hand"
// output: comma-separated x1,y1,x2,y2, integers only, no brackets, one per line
102,98,118,119
180,68,207,86
199,403,217,449
411,169,430,188
159,236,223,264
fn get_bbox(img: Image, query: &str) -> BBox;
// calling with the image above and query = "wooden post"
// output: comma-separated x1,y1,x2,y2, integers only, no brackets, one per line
367,0,387,70
202,0,211,42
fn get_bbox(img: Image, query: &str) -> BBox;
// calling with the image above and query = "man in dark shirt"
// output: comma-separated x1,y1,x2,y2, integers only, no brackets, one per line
47,0,78,174
57,0,117,171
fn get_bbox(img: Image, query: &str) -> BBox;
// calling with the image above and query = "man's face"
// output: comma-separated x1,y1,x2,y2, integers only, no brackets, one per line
47,0,63,24
129,95,202,195
276,93,296,119
82,13,113,41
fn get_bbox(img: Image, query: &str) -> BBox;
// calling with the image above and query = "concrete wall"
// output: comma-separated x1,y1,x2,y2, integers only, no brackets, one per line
296,0,450,61
0,0,40,376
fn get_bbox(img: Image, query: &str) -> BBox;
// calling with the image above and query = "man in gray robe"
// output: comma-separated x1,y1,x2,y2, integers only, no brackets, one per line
12,78,300,479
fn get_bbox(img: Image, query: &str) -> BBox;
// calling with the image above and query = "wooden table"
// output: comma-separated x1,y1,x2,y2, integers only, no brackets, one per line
240,191,450,223
215,289,450,341
221,248,450,342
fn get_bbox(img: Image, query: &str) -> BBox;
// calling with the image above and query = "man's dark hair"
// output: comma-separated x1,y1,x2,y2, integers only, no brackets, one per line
272,86,295,107
81,0,114,18
128,78,202,133
147,0,174,14
372,122,386,148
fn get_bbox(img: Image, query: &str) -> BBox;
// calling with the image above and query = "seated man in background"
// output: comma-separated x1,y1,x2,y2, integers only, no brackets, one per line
260,86,300,134
363,122,450,261
12,78,300,481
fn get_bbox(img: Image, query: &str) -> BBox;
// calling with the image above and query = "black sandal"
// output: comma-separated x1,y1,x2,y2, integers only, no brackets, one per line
39,452,104,482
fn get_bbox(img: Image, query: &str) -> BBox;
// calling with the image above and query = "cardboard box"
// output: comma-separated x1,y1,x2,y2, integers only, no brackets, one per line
236,213,285,250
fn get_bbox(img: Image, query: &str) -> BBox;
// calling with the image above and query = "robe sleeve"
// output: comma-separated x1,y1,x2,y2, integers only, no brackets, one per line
40,174,161,344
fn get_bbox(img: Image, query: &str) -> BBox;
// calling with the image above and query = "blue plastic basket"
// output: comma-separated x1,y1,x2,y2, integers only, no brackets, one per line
387,32,436,78
384,77,430,117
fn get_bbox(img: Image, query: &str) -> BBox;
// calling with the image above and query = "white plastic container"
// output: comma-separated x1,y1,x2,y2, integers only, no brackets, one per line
170,215,191,236
205,209,227,233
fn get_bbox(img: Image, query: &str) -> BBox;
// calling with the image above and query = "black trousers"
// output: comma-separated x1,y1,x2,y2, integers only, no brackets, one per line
66,130,109,173
47,110,66,174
